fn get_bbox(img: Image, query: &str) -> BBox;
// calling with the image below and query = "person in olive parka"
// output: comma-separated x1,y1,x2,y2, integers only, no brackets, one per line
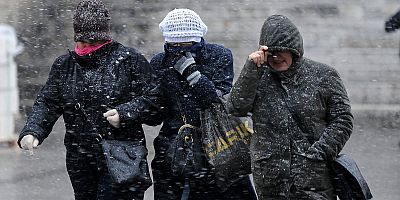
228,15,354,199
17,0,159,199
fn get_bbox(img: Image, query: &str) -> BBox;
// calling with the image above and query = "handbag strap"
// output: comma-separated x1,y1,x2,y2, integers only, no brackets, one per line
281,86,342,162
280,88,308,135
176,98,188,125
71,58,103,141
175,94,201,145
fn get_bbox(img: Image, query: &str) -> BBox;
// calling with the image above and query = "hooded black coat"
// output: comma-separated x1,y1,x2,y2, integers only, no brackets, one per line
228,15,353,199
18,41,160,151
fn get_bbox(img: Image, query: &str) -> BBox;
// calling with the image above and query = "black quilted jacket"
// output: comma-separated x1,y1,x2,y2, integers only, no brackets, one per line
18,41,160,150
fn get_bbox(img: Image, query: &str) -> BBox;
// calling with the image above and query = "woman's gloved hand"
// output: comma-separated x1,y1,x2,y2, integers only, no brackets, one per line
20,135,39,151
173,52,201,85
173,52,196,74
103,109,121,128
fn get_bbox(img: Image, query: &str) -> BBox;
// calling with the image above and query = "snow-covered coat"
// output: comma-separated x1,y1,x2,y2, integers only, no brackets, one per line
228,15,353,199
150,39,233,137
149,39,233,170
18,41,160,150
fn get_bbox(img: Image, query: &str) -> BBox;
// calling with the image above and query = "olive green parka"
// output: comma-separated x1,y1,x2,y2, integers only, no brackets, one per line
228,15,353,200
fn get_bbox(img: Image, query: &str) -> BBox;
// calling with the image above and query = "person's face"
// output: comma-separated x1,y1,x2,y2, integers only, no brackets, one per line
165,42,195,56
267,51,293,71
166,42,194,47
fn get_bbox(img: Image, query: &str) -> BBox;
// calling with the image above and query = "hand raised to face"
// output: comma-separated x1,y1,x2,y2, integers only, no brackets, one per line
248,46,268,68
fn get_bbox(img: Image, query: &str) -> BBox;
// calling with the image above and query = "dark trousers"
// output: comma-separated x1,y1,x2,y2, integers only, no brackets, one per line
152,153,257,200
153,170,256,200
66,147,145,200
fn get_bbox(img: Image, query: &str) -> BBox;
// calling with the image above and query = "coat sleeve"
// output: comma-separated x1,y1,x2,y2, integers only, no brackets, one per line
227,59,261,117
186,47,234,108
116,52,162,126
307,68,354,161
147,54,168,126
385,9,400,32
18,56,65,147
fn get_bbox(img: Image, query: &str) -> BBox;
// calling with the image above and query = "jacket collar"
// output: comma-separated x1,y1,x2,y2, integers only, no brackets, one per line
70,41,120,67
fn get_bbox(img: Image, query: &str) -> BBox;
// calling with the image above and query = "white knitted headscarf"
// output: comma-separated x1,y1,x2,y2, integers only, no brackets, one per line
159,8,208,43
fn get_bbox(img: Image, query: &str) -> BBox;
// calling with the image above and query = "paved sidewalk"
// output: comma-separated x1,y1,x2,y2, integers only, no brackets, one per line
1,115,400,199
0,119,160,200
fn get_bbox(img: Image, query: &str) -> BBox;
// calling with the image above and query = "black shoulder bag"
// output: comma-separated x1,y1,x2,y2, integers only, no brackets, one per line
165,94,205,176
282,91,372,200
72,61,152,189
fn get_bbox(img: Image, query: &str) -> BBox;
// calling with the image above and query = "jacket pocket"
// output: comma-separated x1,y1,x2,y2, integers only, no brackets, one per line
252,152,279,187
292,155,332,192
292,139,312,157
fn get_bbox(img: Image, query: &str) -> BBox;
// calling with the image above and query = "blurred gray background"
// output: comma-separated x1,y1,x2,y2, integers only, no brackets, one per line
0,0,399,199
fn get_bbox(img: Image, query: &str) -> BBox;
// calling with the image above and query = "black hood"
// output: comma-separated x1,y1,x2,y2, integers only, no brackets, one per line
259,15,304,59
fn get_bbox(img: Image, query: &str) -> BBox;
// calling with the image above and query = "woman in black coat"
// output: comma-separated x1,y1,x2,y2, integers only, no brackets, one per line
17,1,159,199
149,8,256,200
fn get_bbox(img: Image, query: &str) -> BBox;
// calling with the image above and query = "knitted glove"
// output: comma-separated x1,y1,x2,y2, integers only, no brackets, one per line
173,52,202,85
173,52,196,74
186,71,201,86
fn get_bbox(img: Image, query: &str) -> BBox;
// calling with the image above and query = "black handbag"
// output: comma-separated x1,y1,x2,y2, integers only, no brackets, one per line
77,103,152,189
200,102,252,191
166,123,205,175
101,139,152,188
166,93,206,176
332,154,373,200
71,63,152,189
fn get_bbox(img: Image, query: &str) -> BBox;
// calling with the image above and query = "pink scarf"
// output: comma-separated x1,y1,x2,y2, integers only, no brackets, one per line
74,40,113,56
